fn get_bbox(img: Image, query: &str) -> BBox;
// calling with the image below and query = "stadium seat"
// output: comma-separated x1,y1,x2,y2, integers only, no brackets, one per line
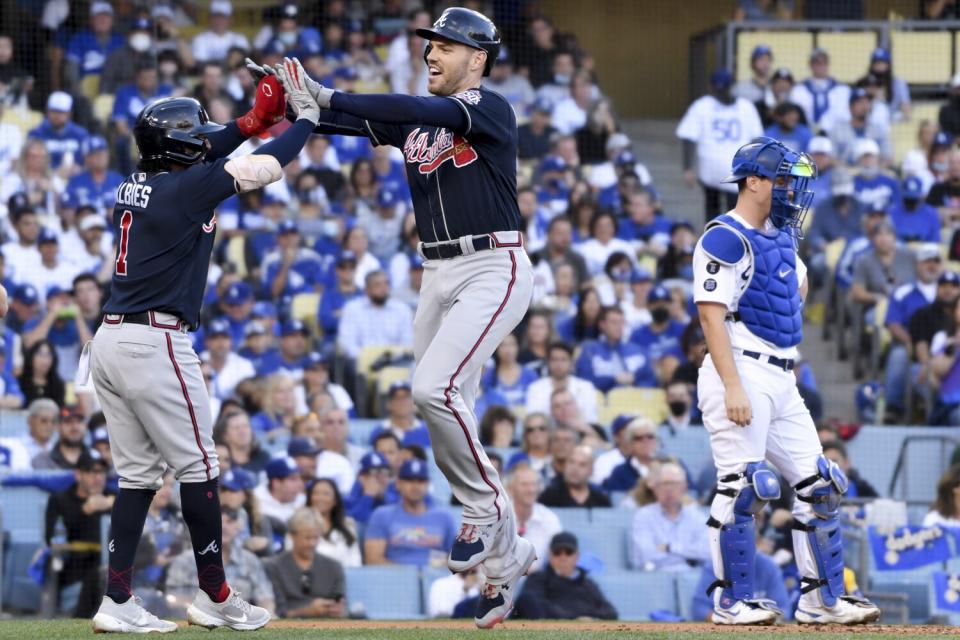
871,568,933,623
224,235,248,278
348,418,380,445
572,513,631,571
892,31,951,84
736,31,814,83
593,571,677,620
2,541,43,612
0,409,29,438
3,107,42,138
816,31,878,84
606,387,668,424
2,487,50,543
290,292,321,336
675,568,703,621
658,428,712,481
344,565,423,619
92,94,114,123
552,508,592,532
420,566,451,617
80,74,100,102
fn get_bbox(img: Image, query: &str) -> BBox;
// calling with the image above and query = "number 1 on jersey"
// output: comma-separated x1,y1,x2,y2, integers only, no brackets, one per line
116,210,133,276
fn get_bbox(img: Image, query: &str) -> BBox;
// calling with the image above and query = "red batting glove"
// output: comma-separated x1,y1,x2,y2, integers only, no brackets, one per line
235,75,285,137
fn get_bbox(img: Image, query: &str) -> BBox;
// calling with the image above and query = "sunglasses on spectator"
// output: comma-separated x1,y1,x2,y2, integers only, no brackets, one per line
551,547,576,556
632,434,656,442
525,425,548,433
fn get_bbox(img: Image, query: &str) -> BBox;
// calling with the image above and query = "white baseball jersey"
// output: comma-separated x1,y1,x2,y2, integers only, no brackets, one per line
692,211,807,360
789,79,851,128
676,96,763,192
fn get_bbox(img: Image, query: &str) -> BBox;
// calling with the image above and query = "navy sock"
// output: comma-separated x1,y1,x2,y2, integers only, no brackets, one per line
180,478,229,603
105,488,156,604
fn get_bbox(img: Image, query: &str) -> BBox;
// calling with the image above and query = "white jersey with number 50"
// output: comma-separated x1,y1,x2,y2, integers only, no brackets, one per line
676,95,763,192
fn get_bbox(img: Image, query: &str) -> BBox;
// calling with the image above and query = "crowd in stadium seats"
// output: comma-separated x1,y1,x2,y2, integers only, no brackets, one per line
0,0,956,624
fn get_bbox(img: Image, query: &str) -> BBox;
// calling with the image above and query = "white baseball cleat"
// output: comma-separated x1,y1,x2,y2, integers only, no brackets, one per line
448,519,507,573
796,596,881,625
92,595,178,634
711,598,780,626
187,587,270,631
474,537,537,629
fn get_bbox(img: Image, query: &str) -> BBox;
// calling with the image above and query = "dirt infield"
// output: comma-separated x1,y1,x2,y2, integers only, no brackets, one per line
262,620,957,635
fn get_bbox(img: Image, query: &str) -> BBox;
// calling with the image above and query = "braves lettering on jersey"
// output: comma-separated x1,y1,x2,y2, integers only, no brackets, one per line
362,86,521,243
102,161,236,328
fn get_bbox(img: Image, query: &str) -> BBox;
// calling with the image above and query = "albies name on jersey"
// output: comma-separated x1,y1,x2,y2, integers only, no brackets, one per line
115,180,153,208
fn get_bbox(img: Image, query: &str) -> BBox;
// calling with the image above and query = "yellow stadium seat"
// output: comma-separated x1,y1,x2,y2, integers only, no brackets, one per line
1,107,42,137
912,101,941,125
356,344,405,376
93,94,114,123
355,80,390,94
736,31,814,83
81,74,100,102
892,31,951,84
816,32,877,84
225,235,247,278
824,237,847,272
374,45,390,63
638,255,658,275
290,292,321,336
376,366,412,395
605,387,668,424
891,120,916,166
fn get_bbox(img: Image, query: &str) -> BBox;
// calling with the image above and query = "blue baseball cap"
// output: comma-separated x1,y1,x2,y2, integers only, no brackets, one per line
130,17,152,31
288,436,321,458
46,284,69,299
244,321,267,337
939,271,960,286
903,175,924,200
343,18,364,33
265,456,300,480
12,284,38,305
81,135,108,156
220,468,256,491
262,191,285,206
648,285,671,304
388,380,412,397
530,96,553,114
377,188,398,208
359,451,390,474
90,426,110,446
277,219,299,235
614,150,636,167
304,351,327,369
751,44,772,61
630,269,653,284
871,47,891,63
38,228,59,245
224,281,252,305
540,155,566,173
252,301,277,318
398,458,429,480
710,68,733,88
280,319,309,337
336,250,358,266
933,132,954,149
207,318,230,337
611,414,637,436
59,191,77,209
849,87,869,104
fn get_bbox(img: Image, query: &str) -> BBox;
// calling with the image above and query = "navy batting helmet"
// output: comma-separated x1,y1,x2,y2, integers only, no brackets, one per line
417,7,501,76
722,136,817,235
133,97,225,166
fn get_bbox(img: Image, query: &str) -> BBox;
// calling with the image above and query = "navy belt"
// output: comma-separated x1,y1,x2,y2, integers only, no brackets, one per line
741,350,794,372
420,235,494,260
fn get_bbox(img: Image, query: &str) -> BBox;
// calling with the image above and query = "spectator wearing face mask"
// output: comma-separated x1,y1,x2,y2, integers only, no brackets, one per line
661,380,696,434
889,176,940,243
100,18,156,94
852,138,900,213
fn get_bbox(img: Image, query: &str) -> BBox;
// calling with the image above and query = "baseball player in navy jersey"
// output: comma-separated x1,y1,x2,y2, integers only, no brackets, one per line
247,6,533,629
85,66,323,633
694,137,880,625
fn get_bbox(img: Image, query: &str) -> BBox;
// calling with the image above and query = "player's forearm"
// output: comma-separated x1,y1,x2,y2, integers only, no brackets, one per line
205,122,247,161
252,118,314,167
330,92,467,130
312,110,374,137
699,303,743,389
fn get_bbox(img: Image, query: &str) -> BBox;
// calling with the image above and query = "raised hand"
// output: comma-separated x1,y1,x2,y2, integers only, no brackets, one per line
244,57,276,81
275,57,334,109
274,57,321,125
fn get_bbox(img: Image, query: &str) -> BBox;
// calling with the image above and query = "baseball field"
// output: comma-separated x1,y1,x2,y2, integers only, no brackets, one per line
0,619,950,639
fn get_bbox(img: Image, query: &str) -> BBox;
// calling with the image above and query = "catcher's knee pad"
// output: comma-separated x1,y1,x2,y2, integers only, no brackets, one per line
707,462,781,602
792,455,848,605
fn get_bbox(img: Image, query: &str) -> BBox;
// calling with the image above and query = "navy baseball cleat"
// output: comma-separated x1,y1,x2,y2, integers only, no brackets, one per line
448,519,507,573
474,537,537,629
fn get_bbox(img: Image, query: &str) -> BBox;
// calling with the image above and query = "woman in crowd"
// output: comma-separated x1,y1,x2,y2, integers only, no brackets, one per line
0,140,64,230
536,262,579,321
341,226,382,288
348,158,378,211
478,405,518,449
215,409,272,474
219,467,278,557
557,287,602,343
518,309,554,376
250,372,298,439
509,413,553,479
305,478,361,567
482,333,538,408
18,340,65,407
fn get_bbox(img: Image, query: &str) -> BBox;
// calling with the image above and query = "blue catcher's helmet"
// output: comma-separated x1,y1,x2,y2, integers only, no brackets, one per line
721,136,817,236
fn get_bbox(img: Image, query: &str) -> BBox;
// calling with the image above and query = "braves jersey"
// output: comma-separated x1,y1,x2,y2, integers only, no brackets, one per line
102,161,236,329
362,86,521,243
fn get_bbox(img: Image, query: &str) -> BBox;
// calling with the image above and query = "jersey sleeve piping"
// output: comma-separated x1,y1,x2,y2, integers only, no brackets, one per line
364,119,382,146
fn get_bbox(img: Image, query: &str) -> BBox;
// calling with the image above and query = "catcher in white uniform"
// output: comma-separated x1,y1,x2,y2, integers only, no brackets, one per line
694,136,881,625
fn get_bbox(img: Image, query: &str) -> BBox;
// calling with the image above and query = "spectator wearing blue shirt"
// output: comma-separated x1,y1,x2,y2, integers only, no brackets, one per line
629,285,685,363
368,382,430,448
616,188,673,248
576,306,656,392
852,138,901,212
23,286,91,384
250,372,297,436
371,145,411,202
238,321,282,377
535,155,571,216
0,336,24,409
889,176,940,243
111,63,174,175
363,459,456,566
65,136,123,217
481,333,539,407
265,320,311,381
64,1,125,81
346,452,391,525
262,221,324,299
318,252,362,347
5,284,41,334
629,462,710,571
248,193,289,265
518,98,556,160
807,136,836,212
884,245,941,416
763,102,812,153
805,169,863,279
603,418,661,492
28,92,89,171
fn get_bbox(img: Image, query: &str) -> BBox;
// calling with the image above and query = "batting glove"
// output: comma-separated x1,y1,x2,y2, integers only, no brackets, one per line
244,57,276,81
276,57,335,110
275,57,321,125
235,75,285,137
